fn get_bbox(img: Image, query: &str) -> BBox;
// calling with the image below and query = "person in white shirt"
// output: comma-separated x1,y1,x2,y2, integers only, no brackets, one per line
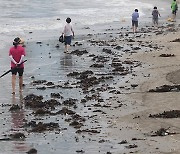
62,17,74,53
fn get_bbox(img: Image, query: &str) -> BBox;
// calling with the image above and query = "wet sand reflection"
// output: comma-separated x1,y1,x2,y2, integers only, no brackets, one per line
11,93,29,153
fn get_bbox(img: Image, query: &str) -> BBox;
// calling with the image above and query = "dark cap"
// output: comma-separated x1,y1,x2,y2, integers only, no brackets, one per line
13,37,21,44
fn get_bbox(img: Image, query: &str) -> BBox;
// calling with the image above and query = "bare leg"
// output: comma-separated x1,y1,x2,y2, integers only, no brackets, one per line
132,26,135,33
134,26,137,33
19,76,23,92
65,44,70,53
65,45,68,52
12,75,16,94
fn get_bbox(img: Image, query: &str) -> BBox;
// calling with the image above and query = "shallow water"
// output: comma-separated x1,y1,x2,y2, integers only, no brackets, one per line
0,0,170,34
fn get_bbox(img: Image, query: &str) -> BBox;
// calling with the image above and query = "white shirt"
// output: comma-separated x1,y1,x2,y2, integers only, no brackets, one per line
63,23,74,36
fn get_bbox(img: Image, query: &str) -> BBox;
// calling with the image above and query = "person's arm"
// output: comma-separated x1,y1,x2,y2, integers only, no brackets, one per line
17,55,25,64
159,11,161,17
71,26,74,37
9,55,17,65
62,25,66,36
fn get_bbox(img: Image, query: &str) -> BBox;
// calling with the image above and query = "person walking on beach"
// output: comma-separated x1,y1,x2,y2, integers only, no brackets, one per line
132,9,139,33
171,0,178,20
9,37,26,94
62,17,74,53
152,6,161,27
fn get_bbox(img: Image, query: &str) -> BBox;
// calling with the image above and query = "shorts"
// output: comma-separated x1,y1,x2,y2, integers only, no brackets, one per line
64,36,72,45
172,10,177,15
132,20,138,27
11,67,24,76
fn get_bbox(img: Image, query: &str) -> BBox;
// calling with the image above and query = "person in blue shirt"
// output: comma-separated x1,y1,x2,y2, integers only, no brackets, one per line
132,9,139,33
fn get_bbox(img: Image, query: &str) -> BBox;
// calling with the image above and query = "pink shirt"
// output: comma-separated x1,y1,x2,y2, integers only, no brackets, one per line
9,46,26,68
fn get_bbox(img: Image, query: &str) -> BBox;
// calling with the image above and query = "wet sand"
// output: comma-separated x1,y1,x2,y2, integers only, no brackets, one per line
0,9,180,154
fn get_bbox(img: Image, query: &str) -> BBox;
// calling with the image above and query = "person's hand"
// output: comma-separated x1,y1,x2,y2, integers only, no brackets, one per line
16,63,21,67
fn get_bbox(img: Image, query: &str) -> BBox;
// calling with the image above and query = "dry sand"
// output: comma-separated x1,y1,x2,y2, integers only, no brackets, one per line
115,28,180,153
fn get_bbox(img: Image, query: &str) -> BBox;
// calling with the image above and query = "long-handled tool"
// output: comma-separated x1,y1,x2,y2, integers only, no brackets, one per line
0,60,27,78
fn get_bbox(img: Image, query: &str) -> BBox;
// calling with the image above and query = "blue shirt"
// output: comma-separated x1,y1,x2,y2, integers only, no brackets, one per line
132,12,139,21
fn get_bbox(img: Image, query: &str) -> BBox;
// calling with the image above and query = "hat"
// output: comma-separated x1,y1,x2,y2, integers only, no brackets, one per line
19,38,24,44
13,37,24,45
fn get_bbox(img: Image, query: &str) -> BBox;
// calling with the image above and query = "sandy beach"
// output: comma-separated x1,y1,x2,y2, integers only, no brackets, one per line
0,0,180,154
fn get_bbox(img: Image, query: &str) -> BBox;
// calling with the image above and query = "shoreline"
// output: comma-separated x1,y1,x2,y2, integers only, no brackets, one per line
0,1,180,154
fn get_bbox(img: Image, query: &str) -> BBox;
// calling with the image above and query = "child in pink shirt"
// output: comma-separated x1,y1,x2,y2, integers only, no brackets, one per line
9,37,26,94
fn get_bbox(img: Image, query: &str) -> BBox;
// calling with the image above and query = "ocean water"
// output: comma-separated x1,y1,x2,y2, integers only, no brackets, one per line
0,0,170,34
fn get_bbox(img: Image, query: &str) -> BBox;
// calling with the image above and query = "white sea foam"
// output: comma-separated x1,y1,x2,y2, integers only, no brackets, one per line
0,0,170,34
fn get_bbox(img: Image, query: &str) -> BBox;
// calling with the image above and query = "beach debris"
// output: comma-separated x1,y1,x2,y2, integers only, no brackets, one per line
131,84,138,88
149,110,180,118
25,121,59,133
118,140,128,144
0,133,26,141
92,55,110,63
24,94,61,109
55,44,60,48
127,39,135,42
26,148,37,154
132,46,141,50
69,121,84,129
125,144,138,149
36,41,42,44
24,94,43,102
90,63,104,68
9,104,21,111
62,98,77,106
50,93,63,99
76,150,85,153
171,38,180,42
57,107,76,115
102,48,113,54
36,86,46,90
112,66,125,72
156,31,163,35
9,132,26,140
73,42,83,46
76,129,100,134
34,108,51,116
159,54,175,57
114,45,123,50
88,39,111,46
149,84,180,92
150,128,178,137
71,49,88,56
31,80,47,85
67,71,80,77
